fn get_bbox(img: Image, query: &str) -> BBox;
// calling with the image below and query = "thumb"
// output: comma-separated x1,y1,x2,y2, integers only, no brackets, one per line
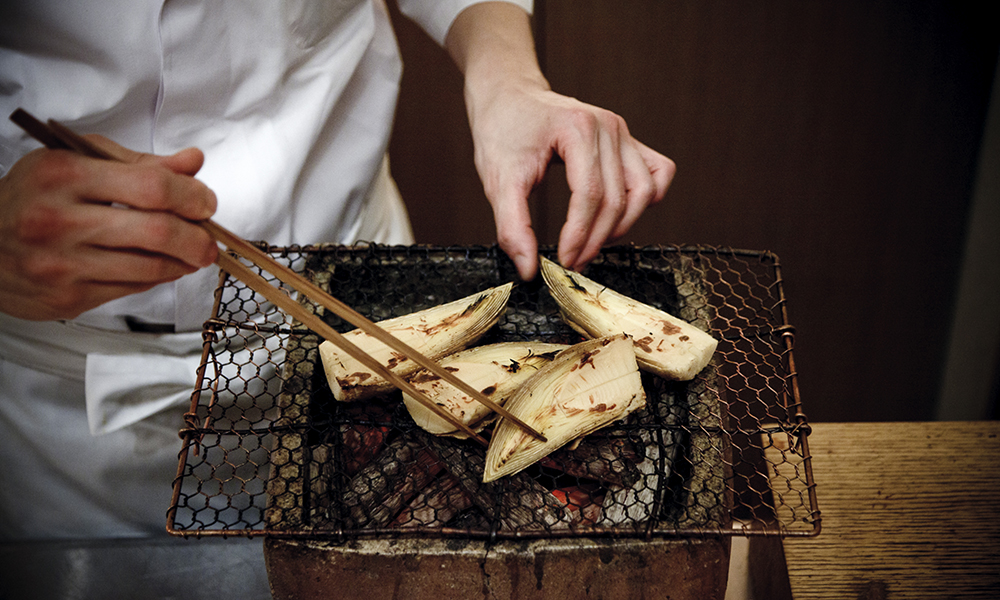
151,147,206,177
82,134,206,176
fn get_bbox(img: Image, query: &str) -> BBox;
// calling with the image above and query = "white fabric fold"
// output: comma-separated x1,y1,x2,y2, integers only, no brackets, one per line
0,315,206,436
84,350,203,436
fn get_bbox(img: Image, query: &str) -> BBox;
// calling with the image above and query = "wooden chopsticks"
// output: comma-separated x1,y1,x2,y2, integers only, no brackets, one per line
10,108,547,447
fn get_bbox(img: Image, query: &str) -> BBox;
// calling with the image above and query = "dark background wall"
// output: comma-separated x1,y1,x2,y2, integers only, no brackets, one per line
386,0,1000,423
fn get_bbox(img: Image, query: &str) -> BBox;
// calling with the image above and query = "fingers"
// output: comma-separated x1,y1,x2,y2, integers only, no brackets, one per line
609,140,674,240
3,231,202,321
83,134,206,178
81,203,219,269
12,150,218,267
556,107,675,273
37,245,198,287
15,201,217,269
75,152,217,220
557,110,626,271
0,143,219,320
17,143,216,220
5,203,215,319
146,146,206,178
636,141,676,207
490,179,541,281
82,135,215,217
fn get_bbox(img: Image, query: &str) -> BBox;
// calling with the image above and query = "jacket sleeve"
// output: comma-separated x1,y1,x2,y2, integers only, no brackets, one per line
396,0,533,46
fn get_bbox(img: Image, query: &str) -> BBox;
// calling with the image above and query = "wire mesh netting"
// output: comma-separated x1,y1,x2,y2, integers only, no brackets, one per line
167,244,819,540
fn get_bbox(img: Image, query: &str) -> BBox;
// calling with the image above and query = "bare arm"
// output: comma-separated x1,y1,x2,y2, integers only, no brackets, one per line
444,2,675,280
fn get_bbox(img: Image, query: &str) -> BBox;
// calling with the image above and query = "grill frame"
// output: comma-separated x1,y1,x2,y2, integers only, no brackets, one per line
167,244,820,540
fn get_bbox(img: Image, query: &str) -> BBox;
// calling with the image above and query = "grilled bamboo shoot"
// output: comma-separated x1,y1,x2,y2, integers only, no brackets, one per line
319,283,513,402
483,334,646,482
402,342,567,438
540,256,717,381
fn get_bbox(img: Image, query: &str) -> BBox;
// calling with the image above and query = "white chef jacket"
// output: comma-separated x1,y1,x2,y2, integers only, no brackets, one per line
0,0,532,542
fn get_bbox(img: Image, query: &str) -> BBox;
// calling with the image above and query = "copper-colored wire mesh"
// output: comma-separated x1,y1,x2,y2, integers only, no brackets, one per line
167,244,819,540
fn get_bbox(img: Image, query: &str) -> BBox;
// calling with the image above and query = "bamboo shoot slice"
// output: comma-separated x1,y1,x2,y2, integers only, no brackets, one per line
319,283,513,402
403,341,568,438
483,334,646,482
541,256,717,381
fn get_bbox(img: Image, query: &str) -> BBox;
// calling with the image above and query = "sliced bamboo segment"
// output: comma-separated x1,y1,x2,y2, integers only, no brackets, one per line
402,341,569,438
320,283,513,402
540,256,718,381
483,334,646,483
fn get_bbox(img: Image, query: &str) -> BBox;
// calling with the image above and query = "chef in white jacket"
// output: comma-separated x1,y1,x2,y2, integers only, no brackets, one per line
0,0,673,583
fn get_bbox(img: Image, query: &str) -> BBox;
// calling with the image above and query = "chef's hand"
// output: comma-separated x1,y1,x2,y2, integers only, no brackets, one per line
445,2,675,281
0,138,218,321
468,82,675,281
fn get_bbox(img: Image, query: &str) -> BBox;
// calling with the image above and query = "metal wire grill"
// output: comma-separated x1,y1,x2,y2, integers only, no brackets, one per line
167,244,819,540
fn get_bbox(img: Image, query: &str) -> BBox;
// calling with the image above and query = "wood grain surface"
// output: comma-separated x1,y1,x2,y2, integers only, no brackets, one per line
771,421,1000,599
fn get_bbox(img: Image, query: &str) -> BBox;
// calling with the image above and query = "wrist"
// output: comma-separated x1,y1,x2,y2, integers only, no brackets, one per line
446,4,549,107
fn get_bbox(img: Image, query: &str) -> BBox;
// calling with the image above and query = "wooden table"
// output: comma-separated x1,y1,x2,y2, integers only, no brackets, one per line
759,421,1000,599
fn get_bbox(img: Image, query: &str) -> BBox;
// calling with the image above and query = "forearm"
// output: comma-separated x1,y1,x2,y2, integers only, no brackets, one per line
444,3,549,119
